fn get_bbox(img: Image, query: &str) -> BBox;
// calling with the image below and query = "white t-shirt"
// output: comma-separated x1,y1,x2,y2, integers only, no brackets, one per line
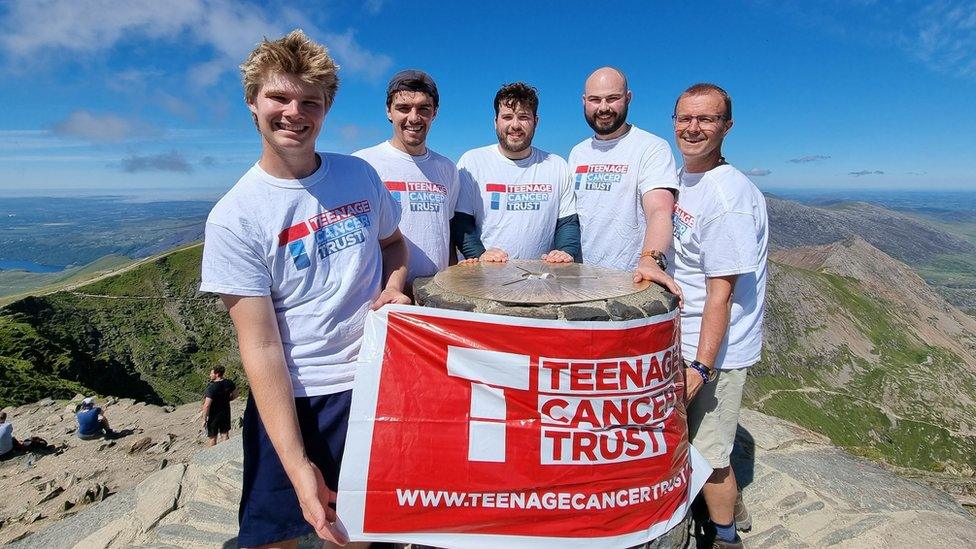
568,126,678,271
353,141,463,282
199,153,401,396
672,164,768,370
0,422,12,456
457,145,576,259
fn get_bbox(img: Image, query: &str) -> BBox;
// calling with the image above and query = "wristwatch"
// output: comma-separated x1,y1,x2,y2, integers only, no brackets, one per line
688,360,717,384
639,249,668,271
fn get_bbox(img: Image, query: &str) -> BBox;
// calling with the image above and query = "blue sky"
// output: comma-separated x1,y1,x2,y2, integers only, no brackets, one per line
1,0,974,199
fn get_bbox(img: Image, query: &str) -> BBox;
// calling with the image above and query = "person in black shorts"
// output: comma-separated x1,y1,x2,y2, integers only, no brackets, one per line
202,366,238,446
199,29,409,547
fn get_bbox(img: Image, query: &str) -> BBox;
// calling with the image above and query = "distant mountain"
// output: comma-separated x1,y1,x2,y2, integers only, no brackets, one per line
748,236,976,473
3,201,976,478
767,196,976,312
0,245,241,407
766,197,976,260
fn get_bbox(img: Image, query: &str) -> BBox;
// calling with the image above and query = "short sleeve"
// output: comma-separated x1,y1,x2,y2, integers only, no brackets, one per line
368,165,401,240
448,165,465,216
456,166,482,223
637,141,679,195
556,162,577,218
200,221,272,296
699,212,761,277
204,383,217,399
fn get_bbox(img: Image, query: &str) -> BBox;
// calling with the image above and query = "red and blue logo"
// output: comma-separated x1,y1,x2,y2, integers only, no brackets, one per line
484,183,553,211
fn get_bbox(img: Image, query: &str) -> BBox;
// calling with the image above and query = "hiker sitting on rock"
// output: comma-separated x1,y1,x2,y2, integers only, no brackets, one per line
1,411,22,457
76,398,114,440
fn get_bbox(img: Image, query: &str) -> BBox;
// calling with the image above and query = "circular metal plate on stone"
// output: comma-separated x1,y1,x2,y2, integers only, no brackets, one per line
433,260,650,304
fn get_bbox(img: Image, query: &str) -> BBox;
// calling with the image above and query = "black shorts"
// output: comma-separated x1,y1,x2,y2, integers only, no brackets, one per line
237,391,352,547
206,411,231,437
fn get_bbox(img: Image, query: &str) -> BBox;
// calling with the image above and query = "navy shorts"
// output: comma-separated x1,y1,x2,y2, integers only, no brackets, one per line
238,391,352,547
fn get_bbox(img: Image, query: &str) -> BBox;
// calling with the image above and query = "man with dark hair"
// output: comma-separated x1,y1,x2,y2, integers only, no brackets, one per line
454,82,580,262
569,67,681,299
672,83,767,549
202,366,239,446
200,29,409,547
354,70,466,290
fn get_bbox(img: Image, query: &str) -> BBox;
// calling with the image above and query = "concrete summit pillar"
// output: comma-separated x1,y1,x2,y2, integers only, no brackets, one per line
413,259,688,549
414,259,678,320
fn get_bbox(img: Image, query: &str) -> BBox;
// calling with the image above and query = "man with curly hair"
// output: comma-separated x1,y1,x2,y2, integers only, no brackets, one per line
454,82,581,263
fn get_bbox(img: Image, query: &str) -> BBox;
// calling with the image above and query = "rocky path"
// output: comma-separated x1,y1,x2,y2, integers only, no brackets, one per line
734,409,976,547
10,407,976,548
0,395,244,545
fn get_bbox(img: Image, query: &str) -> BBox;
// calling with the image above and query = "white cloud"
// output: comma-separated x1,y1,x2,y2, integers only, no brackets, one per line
911,1,976,77
762,1,976,79
119,150,193,173
789,155,830,163
849,170,884,177
322,29,392,81
0,0,391,83
364,0,384,15
50,111,158,142
744,168,772,176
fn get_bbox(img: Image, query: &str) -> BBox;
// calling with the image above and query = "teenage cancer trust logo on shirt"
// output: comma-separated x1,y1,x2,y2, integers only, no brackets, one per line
277,200,372,269
385,181,448,212
485,183,553,211
574,164,629,191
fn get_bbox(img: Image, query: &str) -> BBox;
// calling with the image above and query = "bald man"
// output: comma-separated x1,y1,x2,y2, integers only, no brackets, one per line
568,67,681,299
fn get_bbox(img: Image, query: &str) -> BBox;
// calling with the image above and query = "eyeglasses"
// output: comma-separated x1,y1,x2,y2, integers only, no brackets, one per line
672,114,727,127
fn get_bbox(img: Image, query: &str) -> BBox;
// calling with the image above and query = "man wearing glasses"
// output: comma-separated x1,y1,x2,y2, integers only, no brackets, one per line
568,67,682,299
671,83,768,549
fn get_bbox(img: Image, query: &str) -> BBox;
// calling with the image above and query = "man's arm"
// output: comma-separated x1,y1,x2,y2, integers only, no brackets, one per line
685,274,736,402
221,294,348,544
450,212,487,260
544,214,581,263
372,228,411,309
201,397,212,428
636,189,683,305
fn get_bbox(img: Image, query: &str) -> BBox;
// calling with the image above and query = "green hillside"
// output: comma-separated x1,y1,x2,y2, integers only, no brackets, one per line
3,241,976,478
0,245,242,407
0,254,133,304
745,262,976,473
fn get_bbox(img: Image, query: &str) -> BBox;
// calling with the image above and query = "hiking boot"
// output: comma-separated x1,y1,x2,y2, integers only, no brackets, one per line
734,491,752,532
712,535,745,549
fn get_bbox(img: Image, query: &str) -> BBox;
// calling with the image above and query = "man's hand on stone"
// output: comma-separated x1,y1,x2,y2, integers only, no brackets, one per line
457,257,480,266
291,459,349,545
684,367,704,402
634,256,684,308
542,250,573,263
370,288,411,310
480,247,509,262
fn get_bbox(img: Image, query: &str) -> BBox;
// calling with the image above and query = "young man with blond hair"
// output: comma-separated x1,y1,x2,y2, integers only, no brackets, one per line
200,29,408,547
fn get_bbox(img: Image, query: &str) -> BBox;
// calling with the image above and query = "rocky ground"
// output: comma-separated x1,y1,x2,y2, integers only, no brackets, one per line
0,394,244,545
7,404,976,548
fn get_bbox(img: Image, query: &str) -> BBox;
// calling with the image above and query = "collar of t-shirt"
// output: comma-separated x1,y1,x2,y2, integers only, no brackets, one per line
491,144,541,168
679,169,707,188
254,153,330,190
588,124,636,151
382,140,431,163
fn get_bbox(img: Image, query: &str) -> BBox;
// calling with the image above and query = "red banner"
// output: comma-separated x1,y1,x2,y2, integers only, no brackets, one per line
339,305,709,548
